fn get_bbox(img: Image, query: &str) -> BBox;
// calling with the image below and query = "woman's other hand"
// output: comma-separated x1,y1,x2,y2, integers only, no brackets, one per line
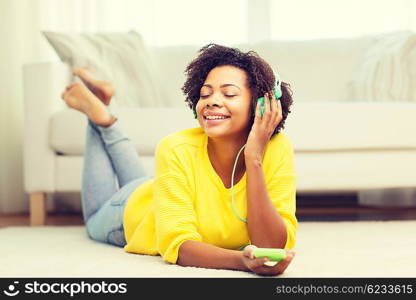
241,245,295,276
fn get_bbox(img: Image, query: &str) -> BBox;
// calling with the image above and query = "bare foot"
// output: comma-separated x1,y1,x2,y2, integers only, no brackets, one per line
73,67,114,106
61,82,116,127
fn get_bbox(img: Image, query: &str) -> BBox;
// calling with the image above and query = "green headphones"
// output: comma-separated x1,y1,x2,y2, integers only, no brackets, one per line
255,72,282,117
192,69,282,119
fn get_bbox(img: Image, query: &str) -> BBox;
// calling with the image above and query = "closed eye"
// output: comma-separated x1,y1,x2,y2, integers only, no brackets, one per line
200,95,236,98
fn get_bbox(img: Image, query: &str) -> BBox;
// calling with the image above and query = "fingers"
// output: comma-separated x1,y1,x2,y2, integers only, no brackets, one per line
264,93,271,120
243,245,275,271
255,99,262,121
253,250,295,276
261,92,282,134
255,257,270,269
278,99,282,117
275,250,295,273
249,257,270,270
273,95,282,127
263,92,281,119
243,245,257,259
66,83,77,91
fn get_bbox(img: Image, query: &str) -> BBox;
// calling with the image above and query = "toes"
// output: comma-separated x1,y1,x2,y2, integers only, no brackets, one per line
72,68,87,78
73,67,95,78
72,68,81,76
61,89,69,100
65,83,77,91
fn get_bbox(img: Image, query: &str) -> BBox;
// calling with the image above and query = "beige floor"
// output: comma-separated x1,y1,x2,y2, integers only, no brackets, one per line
0,220,415,277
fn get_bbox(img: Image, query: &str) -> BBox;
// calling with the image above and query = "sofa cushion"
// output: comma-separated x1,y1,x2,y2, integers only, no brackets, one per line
285,102,416,151
43,31,163,107
151,46,199,108
347,31,416,102
50,103,416,156
50,107,199,156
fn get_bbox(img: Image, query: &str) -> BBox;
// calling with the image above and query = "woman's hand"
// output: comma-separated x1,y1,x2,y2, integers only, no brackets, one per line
241,245,295,276
244,92,283,161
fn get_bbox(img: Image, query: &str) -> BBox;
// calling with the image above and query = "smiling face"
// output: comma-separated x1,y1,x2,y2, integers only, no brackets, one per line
195,65,253,140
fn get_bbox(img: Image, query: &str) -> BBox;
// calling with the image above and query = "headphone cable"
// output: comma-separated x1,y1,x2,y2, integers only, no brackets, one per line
231,143,248,222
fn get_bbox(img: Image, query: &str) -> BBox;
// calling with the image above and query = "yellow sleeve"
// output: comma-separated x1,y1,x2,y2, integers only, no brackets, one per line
153,139,202,264
268,137,298,249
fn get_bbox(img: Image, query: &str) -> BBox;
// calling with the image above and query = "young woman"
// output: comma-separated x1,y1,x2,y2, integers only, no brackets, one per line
61,44,296,276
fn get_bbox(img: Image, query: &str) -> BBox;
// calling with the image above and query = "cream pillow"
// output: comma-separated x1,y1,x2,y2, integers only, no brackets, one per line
43,30,162,107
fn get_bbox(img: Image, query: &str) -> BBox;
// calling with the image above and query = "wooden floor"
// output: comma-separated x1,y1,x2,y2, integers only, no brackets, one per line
0,213,84,228
1,206,416,228
296,206,416,221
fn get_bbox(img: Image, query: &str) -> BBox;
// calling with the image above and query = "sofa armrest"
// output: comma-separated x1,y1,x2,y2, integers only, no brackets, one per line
23,61,71,193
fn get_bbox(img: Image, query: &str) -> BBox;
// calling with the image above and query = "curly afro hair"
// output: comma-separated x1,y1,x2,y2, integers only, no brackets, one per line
181,43,293,137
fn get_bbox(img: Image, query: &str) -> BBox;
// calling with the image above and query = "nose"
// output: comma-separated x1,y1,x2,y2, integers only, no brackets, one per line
205,94,223,108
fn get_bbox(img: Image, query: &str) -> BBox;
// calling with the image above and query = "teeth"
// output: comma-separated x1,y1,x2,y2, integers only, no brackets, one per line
205,116,229,120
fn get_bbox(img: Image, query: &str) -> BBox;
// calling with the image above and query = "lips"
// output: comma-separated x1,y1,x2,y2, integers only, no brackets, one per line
203,115,231,120
203,116,230,127
202,111,231,127
203,112,231,119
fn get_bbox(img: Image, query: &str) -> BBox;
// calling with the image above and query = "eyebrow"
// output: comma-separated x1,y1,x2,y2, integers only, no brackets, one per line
201,84,241,90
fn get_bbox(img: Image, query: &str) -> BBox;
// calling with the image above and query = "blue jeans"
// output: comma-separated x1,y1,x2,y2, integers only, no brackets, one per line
81,118,152,247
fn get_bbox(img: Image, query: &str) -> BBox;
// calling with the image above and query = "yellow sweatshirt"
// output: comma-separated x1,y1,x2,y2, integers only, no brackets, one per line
123,127,297,264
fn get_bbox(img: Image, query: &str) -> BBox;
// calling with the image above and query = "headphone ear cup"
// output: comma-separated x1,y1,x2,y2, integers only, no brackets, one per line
254,97,265,117
272,68,283,99
275,89,282,99
274,81,282,99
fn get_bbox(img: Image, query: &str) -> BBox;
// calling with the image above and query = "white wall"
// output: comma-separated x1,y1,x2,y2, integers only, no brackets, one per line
271,0,416,40
0,0,44,213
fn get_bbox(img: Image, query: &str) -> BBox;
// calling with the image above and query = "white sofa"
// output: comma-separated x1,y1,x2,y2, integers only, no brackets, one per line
23,35,416,225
